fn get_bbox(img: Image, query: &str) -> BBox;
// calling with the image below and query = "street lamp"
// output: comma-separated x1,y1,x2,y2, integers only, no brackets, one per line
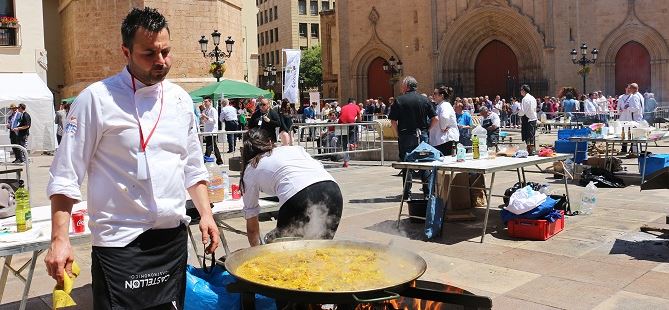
383,56,403,97
263,64,277,87
570,42,598,94
198,30,235,82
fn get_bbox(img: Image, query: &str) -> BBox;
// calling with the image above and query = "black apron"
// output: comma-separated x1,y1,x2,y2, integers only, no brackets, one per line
481,118,499,146
91,224,187,310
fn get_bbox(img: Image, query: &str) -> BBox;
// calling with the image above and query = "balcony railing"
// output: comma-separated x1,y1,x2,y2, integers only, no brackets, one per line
0,26,18,46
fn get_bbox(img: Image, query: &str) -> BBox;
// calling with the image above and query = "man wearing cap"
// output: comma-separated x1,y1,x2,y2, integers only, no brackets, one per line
6,103,21,163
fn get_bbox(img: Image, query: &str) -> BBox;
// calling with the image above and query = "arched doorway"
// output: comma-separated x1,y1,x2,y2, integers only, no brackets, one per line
475,40,519,99
367,57,393,101
615,41,651,95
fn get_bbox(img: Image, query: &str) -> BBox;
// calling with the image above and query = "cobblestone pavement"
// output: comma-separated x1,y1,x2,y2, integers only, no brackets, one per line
1,132,668,309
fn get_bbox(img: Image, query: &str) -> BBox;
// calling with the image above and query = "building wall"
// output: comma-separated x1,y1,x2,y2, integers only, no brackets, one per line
242,0,259,86
43,0,64,102
320,9,338,99
0,0,47,78
334,0,669,103
58,0,246,98
257,0,333,94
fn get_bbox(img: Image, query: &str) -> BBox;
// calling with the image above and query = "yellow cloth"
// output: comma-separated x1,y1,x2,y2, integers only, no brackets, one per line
52,261,80,309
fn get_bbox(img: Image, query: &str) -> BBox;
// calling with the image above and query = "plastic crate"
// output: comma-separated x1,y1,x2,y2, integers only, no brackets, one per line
557,128,591,140
638,154,669,176
554,140,587,163
507,211,565,240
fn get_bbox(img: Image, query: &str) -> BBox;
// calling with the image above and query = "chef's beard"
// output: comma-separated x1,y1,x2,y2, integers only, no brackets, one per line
128,61,170,86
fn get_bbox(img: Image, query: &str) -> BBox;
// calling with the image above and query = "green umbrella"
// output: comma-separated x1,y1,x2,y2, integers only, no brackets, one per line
190,94,204,103
189,79,273,101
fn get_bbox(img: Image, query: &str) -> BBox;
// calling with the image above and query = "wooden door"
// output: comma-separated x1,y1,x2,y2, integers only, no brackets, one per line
367,57,393,101
615,41,651,95
475,40,519,99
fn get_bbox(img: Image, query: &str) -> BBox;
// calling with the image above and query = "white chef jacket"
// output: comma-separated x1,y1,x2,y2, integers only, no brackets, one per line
429,101,459,147
220,105,238,122
202,105,218,133
242,146,335,219
519,93,538,121
618,93,643,121
47,68,208,247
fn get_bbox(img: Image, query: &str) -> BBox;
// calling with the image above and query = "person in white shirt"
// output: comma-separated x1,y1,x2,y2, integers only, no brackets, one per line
584,93,599,116
429,86,459,155
479,107,501,147
628,83,644,122
518,84,538,154
220,98,240,153
510,98,521,128
596,91,609,121
44,8,219,309
202,97,223,164
240,128,343,245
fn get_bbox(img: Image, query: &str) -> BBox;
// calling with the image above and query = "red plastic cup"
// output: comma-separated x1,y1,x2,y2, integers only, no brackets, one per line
72,211,85,234
231,184,241,200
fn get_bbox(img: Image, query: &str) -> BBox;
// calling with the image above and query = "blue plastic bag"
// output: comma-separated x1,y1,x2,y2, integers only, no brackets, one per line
424,167,443,239
184,265,276,310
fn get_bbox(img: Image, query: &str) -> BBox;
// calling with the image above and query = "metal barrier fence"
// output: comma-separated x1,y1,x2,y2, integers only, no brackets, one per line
0,144,31,205
293,122,385,165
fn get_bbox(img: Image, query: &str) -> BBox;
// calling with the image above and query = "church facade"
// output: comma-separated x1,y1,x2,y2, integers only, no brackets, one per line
326,0,669,103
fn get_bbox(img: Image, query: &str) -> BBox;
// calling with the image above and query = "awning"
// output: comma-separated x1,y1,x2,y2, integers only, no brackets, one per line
0,73,56,151
189,79,273,101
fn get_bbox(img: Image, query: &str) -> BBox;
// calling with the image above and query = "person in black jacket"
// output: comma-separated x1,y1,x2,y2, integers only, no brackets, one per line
248,98,281,142
11,104,31,163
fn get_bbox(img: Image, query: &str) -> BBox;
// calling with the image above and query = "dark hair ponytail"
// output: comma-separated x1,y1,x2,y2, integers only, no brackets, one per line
240,128,275,193
436,85,454,102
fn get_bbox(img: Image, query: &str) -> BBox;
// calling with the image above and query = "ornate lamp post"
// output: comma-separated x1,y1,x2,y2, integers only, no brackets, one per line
570,43,598,94
263,64,277,88
382,56,403,97
198,30,235,82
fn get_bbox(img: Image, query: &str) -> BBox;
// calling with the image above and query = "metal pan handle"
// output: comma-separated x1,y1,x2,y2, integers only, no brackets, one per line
352,290,400,303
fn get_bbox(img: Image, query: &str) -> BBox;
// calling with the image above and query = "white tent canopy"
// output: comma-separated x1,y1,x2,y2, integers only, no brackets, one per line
0,73,56,151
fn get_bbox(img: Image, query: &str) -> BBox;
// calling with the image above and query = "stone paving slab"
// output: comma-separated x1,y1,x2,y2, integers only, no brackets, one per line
1,151,668,309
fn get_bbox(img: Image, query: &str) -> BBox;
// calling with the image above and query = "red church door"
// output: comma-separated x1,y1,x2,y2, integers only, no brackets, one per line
475,40,519,99
367,57,393,101
615,41,651,95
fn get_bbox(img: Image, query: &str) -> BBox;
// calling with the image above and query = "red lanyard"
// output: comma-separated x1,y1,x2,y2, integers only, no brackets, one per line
131,77,164,152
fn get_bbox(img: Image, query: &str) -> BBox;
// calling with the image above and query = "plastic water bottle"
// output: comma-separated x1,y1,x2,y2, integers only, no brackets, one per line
15,182,31,232
579,181,598,215
221,170,230,200
456,143,466,162
205,162,225,203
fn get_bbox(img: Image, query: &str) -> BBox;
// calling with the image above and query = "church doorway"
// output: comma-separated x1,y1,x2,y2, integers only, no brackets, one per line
367,57,393,101
475,40,519,99
615,41,651,95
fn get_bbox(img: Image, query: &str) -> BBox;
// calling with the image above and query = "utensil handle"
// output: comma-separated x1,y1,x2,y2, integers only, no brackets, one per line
352,290,400,303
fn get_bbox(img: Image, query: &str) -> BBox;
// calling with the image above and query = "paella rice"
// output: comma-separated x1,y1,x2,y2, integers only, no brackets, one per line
235,248,396,291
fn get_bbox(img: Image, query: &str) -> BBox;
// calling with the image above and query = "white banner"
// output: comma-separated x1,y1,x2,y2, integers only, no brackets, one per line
282,49,301,104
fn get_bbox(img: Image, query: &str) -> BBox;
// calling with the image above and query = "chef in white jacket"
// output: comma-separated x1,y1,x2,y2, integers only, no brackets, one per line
429,86,459,155
44,8,219,309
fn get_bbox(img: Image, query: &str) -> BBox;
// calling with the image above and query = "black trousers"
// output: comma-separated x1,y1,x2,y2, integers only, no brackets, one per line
204,136,222,163
398,133,427,198
224,120,239,152
265,180,343,242
434,141,456,156
10,132,26,162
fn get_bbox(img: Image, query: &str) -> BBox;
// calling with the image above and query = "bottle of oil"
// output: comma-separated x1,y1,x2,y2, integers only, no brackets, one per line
472,135,480,159
621,127,626,140
15,181,31,232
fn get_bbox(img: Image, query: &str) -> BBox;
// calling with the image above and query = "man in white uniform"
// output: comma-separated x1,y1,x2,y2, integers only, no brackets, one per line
518,84,538,154
202,97,223,164
44,8,219,309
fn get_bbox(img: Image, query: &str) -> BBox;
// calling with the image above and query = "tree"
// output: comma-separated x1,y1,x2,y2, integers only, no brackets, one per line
300,45,322,90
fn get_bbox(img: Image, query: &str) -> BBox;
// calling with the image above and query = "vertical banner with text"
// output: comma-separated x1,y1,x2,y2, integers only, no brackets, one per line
282,49,301,104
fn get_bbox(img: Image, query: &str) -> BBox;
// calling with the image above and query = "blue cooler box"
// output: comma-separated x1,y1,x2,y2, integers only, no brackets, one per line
639,154,669,176
554,140,588,163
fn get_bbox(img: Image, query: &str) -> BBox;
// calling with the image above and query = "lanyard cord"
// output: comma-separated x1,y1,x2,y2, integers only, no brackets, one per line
131,76,164,152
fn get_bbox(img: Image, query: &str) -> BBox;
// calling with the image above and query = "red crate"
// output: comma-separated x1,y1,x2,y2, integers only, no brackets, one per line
507,211,565,241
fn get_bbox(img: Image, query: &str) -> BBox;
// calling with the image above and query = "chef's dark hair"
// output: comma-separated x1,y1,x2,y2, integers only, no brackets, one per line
121,7,170,50
521,84,531,93
240,128,275,193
